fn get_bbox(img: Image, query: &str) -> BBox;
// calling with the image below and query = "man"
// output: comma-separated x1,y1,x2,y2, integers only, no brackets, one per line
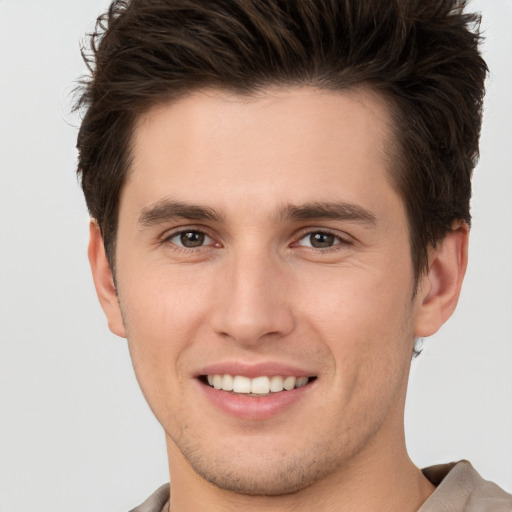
75,0,511,510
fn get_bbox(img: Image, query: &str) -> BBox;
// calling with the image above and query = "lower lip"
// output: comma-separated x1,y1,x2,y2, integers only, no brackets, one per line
199,380,314,421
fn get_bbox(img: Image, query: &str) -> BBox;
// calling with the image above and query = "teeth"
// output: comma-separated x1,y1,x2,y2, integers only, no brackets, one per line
283,376,296,390
206,374,311,394
270,375,284,392
222,374,234,391
213,374,223,390
233,376,251,393
296,377,308,388
251,376,270,394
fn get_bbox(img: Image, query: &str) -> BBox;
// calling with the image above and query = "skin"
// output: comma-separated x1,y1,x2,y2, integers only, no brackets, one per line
89,87,468,512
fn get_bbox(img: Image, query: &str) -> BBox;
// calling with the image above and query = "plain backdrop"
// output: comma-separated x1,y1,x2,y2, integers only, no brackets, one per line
0,1,511,511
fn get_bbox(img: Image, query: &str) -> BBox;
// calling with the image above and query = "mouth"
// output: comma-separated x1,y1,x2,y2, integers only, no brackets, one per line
201,374,317,396
198,367,318,420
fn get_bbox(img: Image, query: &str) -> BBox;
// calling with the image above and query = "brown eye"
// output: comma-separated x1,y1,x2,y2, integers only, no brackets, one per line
180,231,205,247
296,231,345,249
309,233,336,248
169,231,212,248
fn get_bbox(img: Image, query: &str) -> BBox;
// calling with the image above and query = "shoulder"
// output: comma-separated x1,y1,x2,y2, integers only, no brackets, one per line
420,460,512,512
128,483,170,512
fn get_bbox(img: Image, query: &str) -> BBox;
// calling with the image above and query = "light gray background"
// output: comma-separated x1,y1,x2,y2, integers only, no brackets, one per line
0,1,511,511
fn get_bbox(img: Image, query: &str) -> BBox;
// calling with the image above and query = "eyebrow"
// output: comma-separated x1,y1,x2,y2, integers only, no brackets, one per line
138,199,376,227
278,201,377,225
138,199,224,226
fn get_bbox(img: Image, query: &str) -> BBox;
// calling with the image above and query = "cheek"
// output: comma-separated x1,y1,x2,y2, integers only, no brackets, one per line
121,259,212,331
298,262,415,373
118,275,209,431
118,267,212,386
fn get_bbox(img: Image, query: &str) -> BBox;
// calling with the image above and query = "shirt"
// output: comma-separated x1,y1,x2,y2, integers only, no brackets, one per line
129,460,512,512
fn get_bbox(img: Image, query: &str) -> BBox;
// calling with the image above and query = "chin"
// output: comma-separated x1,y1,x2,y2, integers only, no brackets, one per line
193,461,324,496
176,434,351,497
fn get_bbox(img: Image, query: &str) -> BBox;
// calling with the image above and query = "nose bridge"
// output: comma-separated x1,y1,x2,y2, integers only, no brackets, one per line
210,242,294,344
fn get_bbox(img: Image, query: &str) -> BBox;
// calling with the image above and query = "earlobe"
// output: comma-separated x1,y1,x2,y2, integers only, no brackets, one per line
88,220,127,338
414,223,469,338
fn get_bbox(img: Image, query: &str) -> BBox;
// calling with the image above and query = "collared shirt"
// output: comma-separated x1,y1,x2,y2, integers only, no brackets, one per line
129,461,512,512
419,460,512,511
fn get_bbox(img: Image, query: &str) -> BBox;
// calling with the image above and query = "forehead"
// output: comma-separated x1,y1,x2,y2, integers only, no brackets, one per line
126,86,401,221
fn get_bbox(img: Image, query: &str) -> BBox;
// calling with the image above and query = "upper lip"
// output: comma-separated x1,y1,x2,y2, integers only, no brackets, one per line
195,361,315,379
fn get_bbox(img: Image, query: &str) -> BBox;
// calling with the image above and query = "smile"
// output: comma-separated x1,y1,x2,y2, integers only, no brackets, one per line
205,374,312,395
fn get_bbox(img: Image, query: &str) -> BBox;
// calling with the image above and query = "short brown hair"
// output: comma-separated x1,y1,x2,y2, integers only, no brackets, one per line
76,0,487,278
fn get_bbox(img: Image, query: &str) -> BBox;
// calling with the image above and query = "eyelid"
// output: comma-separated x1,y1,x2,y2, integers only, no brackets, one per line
160,226,220,248
293,228,354,248
158,225,353,251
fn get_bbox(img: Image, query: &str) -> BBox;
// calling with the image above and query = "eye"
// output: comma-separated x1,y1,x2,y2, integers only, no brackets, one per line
168,230,214,248
296,231,346,249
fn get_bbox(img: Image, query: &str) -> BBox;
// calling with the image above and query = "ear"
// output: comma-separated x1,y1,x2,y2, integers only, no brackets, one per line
414,223,469,338
88,220,126,338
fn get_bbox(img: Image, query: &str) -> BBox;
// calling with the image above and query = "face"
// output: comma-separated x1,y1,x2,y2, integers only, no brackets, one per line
96,87,438,495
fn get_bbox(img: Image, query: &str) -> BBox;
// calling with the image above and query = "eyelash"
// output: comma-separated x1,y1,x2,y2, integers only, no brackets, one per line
293,229,353,252
161,228,218,252
160,228,352,253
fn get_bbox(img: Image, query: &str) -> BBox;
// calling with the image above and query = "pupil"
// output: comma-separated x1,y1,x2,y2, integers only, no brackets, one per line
311,233,334,248
181,231,204,247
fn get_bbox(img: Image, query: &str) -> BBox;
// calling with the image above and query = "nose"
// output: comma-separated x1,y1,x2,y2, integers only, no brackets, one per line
210,249,295,346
